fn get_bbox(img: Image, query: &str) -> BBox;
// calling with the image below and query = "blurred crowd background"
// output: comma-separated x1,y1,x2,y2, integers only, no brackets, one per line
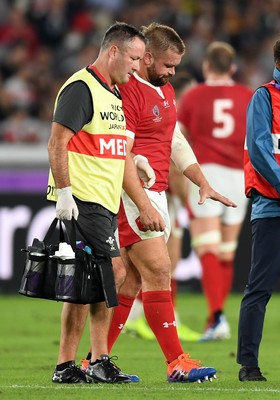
0,0,280,144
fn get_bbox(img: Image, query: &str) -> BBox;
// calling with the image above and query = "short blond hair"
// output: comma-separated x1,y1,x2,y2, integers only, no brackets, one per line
205,41,235,74
141,22,185,56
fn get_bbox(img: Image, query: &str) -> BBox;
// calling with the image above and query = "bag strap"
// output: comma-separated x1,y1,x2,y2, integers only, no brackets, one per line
43,218,73,249
59,219,80,252
96,255,118,308
67,219,79,251
43,218,60,244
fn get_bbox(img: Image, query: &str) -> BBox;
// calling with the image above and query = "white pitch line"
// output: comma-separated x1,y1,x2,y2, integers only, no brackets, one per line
1,385,280,393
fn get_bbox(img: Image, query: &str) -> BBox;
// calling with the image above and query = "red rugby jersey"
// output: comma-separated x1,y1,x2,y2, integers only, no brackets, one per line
177,81,253,169
118,73,177,192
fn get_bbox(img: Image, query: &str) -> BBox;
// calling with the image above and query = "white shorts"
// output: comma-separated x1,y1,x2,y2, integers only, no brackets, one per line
188,164,249,225
167,192,184,239
118,189,171,247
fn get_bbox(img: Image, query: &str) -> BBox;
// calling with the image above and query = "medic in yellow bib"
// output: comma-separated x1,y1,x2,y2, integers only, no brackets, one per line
46,23,164,386
47,64,127,214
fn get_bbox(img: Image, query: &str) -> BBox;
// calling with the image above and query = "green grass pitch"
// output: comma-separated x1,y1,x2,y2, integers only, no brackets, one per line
1,292,280,400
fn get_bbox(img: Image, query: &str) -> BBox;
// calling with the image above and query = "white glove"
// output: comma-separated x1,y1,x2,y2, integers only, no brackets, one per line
134,154,156,189
56,186,79,220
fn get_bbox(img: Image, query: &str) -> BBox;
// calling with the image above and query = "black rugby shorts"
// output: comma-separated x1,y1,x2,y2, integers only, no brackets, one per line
64,197,120,258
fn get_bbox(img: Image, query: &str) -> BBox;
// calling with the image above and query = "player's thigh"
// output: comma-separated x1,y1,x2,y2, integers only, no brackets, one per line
188,164,246,221
187,165,224,219
190,216,220,236
127,236,171,282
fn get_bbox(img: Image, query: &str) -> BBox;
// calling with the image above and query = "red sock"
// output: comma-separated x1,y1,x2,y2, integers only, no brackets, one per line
200,252,223,321
108,293,134,353
170,278,177,307
142,290,183,363
221,259,234,306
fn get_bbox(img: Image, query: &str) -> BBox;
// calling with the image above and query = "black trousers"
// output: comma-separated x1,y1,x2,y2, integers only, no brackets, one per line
237,217,280,367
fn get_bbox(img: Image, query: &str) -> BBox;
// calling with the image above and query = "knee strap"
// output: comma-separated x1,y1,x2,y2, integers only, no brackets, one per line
220,241,237,253
191,230,221,248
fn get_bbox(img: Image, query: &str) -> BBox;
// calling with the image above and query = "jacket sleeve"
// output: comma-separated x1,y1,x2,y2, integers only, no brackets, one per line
247,87,280,194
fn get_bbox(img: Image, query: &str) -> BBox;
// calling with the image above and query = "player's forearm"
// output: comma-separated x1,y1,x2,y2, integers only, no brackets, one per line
183,163,210,190
123,152,152,212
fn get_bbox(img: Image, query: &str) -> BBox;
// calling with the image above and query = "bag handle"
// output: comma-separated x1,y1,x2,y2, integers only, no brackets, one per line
43,218,106,255
43,218,60,242
43,218,74,249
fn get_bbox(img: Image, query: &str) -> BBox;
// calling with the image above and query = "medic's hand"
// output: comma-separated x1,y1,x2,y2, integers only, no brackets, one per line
56,186,79,220
134,154,156,189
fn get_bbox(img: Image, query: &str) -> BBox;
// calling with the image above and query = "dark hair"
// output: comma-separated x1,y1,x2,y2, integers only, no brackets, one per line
141,22,185,56
101,22,146,49
205,41,235,74
273,40,280,62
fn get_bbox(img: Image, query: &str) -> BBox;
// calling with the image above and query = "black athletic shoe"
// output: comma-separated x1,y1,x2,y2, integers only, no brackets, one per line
85,354,131,384
239,366,267,382
52,362,88,383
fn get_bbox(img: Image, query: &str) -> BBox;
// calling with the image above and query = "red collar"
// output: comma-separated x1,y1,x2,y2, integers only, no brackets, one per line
88,64,110,86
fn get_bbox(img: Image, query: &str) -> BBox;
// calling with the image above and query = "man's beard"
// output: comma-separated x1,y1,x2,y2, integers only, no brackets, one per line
147,65,170,86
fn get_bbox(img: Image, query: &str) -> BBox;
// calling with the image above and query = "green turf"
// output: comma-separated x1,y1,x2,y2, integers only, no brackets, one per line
1,292,280,400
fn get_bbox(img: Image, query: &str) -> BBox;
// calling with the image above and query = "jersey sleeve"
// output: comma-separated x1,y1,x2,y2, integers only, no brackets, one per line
177,88,192,129
53,81,93,133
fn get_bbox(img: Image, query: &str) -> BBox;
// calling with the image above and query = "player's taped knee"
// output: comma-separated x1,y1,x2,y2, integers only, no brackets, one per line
219,240,237,253
191,230,221,248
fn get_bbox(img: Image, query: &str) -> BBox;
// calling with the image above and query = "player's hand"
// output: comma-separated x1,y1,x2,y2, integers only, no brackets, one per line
56,186,79,220
134,154,156,189
137,205,166,232
198,184,237,208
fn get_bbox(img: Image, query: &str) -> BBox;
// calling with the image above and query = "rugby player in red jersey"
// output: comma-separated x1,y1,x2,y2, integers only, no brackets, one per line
177,41,253,341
